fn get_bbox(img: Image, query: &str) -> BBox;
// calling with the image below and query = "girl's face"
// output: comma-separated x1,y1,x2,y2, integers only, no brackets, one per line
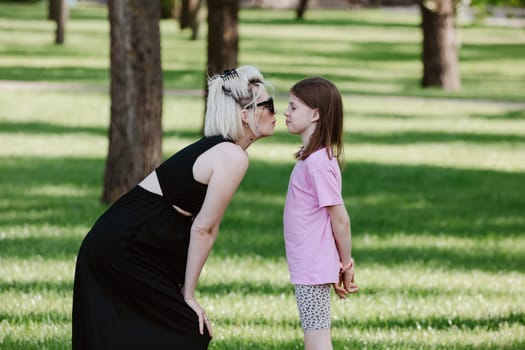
284,93,318,137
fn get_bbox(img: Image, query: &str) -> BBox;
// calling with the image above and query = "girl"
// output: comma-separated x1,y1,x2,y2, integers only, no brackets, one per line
283,77,358,350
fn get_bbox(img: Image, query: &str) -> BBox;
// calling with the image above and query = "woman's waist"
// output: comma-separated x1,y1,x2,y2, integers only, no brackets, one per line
138,171,197,218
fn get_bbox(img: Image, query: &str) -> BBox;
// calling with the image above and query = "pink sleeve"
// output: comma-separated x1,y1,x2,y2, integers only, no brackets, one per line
311,166,343,208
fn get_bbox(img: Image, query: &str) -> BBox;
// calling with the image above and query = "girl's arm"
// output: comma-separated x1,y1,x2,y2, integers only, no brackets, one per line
327,204,352,265
183,144,249,335
327,204,358,298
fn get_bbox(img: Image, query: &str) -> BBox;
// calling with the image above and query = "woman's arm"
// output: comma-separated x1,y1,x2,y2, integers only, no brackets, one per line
182,144,249,334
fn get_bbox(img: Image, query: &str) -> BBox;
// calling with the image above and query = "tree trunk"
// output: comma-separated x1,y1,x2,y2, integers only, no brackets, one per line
180,0,190,29
50,0,68,44
204,0,239,132
48,0,57,20
102,0,163,204
180,0,202,40
160,0,175,19
420,0,461,90
189,0,202,40
296,0,309,20
207,0,238,77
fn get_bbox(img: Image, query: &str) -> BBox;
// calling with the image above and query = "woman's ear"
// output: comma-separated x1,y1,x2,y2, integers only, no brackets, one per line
241,109,249,126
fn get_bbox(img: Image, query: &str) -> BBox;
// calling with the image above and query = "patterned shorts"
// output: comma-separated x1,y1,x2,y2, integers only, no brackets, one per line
294,284,331,330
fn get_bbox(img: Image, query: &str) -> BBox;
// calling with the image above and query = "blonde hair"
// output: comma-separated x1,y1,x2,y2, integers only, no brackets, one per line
204,65,269,140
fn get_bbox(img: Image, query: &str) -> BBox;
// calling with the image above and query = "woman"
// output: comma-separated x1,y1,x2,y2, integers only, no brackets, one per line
72,66,276,349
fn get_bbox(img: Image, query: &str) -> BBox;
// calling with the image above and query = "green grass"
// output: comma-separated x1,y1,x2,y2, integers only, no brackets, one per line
1,2,524,349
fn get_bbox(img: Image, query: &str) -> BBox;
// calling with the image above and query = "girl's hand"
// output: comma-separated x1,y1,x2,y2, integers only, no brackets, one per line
333,281,347,299
184,297,213,337
333,263,359,299
341,268,359,295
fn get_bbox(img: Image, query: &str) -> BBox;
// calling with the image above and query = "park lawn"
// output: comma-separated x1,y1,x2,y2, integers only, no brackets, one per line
1,1,525,349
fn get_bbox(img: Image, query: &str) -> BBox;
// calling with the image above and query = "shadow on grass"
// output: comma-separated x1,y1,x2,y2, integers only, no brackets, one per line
2,121,524,145
240,13,419,29
0,120,107,136
245,40,420,63
0,334,300,350
2,276,518,300
0,279,73,294
462,43,525,62
332,312,525,331
360,109,525,121
0,310,70,325
0,1,47,21
0,66,109,84
0,338,68,350
0,234,84,260
1,156,523,272
266,130,525,145
214,311,525,332
0,1,106,21
473,109,525,120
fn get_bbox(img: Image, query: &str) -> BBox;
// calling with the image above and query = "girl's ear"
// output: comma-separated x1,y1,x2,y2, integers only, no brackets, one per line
312,109,320,122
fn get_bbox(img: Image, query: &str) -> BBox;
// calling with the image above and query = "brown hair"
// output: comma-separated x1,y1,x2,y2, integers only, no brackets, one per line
290,77,344,168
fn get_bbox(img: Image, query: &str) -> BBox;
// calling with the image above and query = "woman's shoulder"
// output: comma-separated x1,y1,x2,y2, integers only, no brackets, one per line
210,139,249,166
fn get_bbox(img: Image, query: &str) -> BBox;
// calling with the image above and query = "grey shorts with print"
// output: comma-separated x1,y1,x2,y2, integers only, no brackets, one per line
294,284,331,330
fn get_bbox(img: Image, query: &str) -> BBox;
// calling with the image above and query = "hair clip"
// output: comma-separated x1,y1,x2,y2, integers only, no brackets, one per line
222,85,233,96
222,86,246,107
220,68,239,81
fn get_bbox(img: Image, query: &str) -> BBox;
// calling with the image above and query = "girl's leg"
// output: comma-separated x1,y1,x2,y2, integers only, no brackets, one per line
294,284,332,350
304,329,333,350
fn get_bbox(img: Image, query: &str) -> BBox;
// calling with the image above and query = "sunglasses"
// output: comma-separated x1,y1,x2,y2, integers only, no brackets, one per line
256,97,275,114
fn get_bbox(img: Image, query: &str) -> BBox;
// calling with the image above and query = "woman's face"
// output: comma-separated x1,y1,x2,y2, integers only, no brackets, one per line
284,93,318,136
252,91,276,138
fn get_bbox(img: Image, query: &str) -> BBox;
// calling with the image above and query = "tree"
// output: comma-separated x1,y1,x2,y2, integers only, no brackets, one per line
207,0,239,77
296,0,309,20
102,0,163,204
420,0,461,90
179,0,202,40
203,0,239,131
160,0,175,19
48,0,68,44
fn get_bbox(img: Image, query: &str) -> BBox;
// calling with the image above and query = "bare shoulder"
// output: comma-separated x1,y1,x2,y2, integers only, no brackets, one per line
194,141,249,185
206,142,249,191
212,142,249,166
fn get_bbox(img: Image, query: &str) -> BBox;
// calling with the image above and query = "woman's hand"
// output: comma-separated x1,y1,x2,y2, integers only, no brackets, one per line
184,297,213,337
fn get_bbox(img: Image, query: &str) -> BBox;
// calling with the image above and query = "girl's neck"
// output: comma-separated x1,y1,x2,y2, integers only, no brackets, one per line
300,128,315,150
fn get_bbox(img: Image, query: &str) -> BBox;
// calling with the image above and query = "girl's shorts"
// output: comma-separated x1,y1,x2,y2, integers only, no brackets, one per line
294,284,331,330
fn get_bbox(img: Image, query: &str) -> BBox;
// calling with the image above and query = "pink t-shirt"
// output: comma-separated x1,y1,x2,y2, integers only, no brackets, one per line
283,148,343,285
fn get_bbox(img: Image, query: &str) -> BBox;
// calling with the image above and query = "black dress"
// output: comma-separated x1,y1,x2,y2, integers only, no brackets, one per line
72,136,232,349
